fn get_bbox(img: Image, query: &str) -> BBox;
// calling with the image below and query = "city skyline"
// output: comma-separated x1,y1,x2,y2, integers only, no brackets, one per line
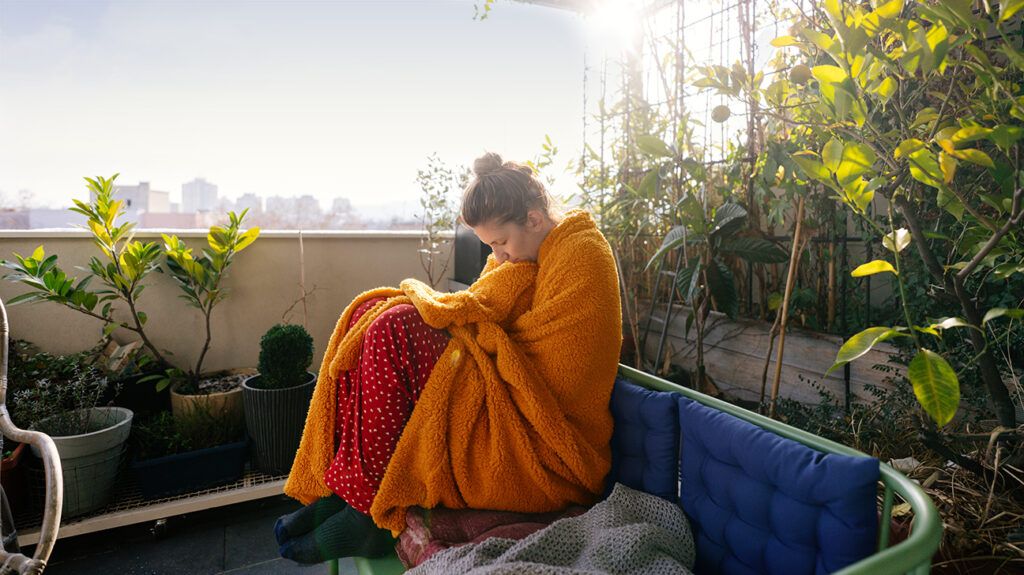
0,0,614,218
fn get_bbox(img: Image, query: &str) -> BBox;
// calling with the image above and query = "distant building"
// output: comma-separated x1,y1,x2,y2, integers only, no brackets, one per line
235,193,262,215
104,181,171,222
139,212,203,229
27,208,88,229
182,178,218,213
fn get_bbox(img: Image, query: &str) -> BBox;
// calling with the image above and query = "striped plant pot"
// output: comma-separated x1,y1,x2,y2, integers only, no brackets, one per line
241,372,316,475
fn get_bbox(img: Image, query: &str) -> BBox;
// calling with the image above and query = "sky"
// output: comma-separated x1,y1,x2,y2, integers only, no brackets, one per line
0,0,615,216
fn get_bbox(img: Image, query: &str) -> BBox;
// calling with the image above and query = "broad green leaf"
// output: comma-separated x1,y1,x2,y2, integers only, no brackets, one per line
1001,0,1024,22
874,0,904,20
929,317,977,331
882,228,911,253
990,125,1024,152
835,142,876,185
710,203,747,238
822,138,844,173
851,260,898,277
792,152,831,182
983,307,1024,324
637,135,674,158
949,148,995,168
812,65,848,85
952,126,992,144
908,349,960,427
894,138,926,159
645,225,687,271
720,237,789,263
910,108,939,129
770,35,799,47
936,185,965,220
826,326,902,374
908,148,943,188
939,151,957,183
875,77,897,100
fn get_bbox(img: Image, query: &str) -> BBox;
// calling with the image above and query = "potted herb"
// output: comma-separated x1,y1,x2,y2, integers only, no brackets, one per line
13,354,131,519
242,324,315,475
129,406,247,500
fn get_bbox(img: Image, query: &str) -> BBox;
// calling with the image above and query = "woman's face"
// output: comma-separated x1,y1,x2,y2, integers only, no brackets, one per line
470,209,553,264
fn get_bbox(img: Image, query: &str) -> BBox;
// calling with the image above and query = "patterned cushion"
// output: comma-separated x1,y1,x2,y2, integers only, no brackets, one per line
677,396,879,575
605,378,680,501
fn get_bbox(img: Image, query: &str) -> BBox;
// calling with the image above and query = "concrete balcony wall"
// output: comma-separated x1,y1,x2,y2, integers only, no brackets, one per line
0,230,453,375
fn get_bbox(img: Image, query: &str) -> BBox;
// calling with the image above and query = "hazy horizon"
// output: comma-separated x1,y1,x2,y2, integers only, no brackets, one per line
1,0,616,215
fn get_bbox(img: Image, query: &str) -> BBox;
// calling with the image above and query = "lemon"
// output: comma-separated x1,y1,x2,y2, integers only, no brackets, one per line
789,64,812,85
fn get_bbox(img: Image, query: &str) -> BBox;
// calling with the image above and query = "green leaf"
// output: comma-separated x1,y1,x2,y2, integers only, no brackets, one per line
720,237,789,263
707,259,738,318
907,148,943,188
851,260,898,277
770,35,800,47
822,138,844,173
949,148,994,168
952,126,992,144
875,77,897,100
982,308,1024,324
929,317,978,332
645,225,687,271
636,135,674,158
1001,0,1024,22
812,65,848,85
908,349,960,427
881,228,911,253
826,326,902,374
792,152,831,183
990,125,1024,152
31,246,44,261
710,203,747,238
894,138,926,159
835,142,876,185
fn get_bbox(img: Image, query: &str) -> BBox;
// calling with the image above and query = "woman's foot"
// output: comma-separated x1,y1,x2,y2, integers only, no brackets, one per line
279,505,396,563
274,494,348,545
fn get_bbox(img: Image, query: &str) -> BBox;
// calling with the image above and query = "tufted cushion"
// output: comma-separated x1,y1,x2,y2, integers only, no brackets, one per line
677,396,879,575
605,377,680,501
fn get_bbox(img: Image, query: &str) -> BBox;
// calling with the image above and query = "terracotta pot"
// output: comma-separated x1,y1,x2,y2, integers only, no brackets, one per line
169,368,254,431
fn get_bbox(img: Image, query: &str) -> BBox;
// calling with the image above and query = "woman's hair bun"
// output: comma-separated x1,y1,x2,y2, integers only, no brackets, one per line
473,152,504,177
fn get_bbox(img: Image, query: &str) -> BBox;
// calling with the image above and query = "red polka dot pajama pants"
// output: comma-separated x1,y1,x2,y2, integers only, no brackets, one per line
323,297,449,515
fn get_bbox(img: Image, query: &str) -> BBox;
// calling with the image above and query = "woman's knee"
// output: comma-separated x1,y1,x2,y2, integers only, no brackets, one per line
366,304,421,336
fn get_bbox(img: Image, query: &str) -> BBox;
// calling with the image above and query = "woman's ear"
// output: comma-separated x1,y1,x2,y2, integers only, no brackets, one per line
526,209,544,231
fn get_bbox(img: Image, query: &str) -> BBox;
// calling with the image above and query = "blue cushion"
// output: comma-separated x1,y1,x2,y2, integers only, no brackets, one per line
677,396,879,575
605,378,680,501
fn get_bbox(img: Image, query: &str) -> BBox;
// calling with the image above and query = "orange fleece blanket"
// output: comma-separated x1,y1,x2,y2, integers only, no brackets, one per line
284,209,623,534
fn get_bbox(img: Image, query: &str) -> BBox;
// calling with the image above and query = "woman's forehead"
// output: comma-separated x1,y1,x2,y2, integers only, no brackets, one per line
472,220,515,244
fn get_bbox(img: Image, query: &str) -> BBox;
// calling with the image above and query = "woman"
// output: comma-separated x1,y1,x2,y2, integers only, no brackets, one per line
277,152,622,563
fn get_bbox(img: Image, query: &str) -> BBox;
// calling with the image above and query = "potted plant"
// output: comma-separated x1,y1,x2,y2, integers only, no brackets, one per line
0,174,260,422
242,324,315,475
129,405,247,500
12,353,131,519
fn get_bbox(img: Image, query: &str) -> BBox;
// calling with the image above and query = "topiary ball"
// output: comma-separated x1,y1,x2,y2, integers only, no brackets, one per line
257,324,314,390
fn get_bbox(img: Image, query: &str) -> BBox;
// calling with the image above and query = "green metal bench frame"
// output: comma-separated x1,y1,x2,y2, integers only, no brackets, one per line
341,363,942,575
